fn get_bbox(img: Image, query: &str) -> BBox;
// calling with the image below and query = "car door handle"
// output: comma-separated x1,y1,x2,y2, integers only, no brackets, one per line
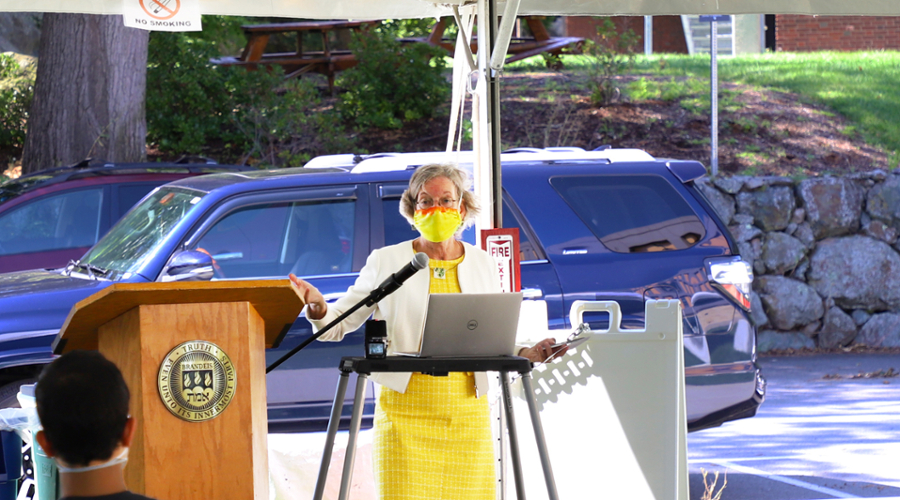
522,287,543,300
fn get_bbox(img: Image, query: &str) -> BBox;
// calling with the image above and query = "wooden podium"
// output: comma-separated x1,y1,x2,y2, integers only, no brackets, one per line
52,281,305,500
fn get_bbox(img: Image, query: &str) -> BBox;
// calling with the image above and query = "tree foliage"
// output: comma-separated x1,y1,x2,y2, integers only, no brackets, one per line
146,17,353,166
0,54,35,152
147,28,261,155
336,27,449,130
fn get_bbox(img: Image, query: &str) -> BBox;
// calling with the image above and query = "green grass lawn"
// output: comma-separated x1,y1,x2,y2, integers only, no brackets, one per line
507,51,900,159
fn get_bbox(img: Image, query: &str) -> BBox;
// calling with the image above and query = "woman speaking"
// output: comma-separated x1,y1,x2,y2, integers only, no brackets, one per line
289,163,564,500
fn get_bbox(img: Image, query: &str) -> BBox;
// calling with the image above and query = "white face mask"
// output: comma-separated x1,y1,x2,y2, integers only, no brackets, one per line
56,447,129,474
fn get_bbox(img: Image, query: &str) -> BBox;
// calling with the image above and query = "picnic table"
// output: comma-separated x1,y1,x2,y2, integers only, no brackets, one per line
408,16,584,68
211,17,584,92
211,20,374,92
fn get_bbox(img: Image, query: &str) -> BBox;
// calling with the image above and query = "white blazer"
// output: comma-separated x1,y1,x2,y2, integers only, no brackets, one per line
309,240,502,394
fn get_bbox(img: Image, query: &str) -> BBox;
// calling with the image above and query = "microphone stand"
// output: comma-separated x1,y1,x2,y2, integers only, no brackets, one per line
266,273,406,374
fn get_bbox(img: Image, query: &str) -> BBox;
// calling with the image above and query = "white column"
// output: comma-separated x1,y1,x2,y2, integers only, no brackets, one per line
644,16,653,55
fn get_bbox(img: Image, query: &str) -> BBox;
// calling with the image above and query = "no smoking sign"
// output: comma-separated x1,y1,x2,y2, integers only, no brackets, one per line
124,0,201,31
141,0,180,20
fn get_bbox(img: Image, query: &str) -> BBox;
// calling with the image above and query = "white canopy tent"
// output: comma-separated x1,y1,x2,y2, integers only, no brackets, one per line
0,0,898,17
4,2,896,498
2,0,897,230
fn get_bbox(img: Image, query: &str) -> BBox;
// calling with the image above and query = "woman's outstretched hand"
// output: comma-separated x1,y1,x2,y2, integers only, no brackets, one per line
289,274,328,320
518,337,567,363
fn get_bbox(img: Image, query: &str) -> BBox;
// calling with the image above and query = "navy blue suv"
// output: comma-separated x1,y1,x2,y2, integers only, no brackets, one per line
0,147,764,433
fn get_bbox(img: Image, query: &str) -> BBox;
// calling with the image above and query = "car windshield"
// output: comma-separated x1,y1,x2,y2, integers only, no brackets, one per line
80,187,204,278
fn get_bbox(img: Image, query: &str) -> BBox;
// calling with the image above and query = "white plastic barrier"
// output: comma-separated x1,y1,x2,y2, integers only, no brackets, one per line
510,299,688,500
0,384,40,441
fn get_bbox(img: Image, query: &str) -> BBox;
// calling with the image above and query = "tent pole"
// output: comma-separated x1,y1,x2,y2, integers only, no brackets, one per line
700,15,727,176
710,18,719,177
488,0,502,229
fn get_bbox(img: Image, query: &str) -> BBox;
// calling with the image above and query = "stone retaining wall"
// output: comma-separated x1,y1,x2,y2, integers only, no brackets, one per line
695,171,900,352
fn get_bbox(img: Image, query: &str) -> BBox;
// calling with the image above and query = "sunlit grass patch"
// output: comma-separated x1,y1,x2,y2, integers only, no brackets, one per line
629,51,900,156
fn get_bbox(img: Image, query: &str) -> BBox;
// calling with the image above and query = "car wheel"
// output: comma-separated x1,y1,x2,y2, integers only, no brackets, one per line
0,379,38,500
0,379,35,409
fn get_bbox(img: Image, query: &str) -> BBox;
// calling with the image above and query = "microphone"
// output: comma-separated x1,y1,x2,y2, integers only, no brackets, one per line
365,252,429,306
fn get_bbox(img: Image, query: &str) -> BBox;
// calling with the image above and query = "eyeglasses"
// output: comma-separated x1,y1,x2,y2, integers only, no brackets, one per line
416,197,459,210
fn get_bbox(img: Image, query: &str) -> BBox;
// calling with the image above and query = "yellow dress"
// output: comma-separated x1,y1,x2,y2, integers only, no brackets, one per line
373,253,496,500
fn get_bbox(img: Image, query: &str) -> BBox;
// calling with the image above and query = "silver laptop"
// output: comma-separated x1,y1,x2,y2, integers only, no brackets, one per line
396,292,523,357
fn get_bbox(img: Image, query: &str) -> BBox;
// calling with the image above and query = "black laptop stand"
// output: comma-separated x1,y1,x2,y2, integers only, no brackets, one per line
312,356,559,500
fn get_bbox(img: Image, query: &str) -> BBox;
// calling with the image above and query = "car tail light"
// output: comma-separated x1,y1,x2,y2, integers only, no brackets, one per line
706,257,753,311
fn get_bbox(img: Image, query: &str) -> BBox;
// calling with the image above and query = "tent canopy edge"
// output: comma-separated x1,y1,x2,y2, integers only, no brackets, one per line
2,0,897,18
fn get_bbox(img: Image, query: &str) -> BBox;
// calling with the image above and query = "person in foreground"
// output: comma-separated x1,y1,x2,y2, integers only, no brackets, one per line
289,163,565,500
35,350,154,500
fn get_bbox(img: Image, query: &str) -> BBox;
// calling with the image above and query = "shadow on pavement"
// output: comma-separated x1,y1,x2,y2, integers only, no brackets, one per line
690,471,900,500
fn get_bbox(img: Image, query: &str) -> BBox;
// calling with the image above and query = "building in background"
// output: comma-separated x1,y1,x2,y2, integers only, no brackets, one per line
564,15,899,55
565,15,765,56
565,16,690,54
774,15,900,51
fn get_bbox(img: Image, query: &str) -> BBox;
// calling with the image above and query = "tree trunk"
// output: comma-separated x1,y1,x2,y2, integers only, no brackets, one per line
22,14,148,174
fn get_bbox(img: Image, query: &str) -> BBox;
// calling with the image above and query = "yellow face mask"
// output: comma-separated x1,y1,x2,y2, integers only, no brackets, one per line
413,206,463,242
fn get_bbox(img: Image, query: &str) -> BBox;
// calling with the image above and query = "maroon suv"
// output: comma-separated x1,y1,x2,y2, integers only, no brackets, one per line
0,159,252,273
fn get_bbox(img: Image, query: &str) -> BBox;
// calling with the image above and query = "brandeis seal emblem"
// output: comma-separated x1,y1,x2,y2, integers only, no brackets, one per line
157,341,236,422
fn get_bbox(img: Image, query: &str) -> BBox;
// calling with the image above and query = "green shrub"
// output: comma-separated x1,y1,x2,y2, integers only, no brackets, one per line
374,19,437,39
146,17,354,165
584,18,639,106
147,28,250,154
336,28,449,130
0,54,36,150
235,78,356,167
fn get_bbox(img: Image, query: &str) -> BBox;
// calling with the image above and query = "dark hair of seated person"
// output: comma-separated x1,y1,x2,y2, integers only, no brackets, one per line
35,350,130,466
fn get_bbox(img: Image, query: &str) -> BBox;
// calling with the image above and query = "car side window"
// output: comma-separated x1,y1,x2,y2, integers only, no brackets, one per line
116,183,161,218
550,175,705,253
0,188,103,256
501,201,541,261
382,198,418,247
193,199,355,279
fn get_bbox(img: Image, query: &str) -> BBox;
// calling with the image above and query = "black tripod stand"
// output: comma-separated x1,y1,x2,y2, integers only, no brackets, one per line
312,356,559,500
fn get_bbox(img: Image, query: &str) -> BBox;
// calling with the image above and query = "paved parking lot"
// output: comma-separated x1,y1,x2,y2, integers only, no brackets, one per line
688,353,900,500
268,353,900,500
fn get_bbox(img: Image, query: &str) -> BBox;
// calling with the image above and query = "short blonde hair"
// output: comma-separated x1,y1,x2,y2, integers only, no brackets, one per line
400,163,480,230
